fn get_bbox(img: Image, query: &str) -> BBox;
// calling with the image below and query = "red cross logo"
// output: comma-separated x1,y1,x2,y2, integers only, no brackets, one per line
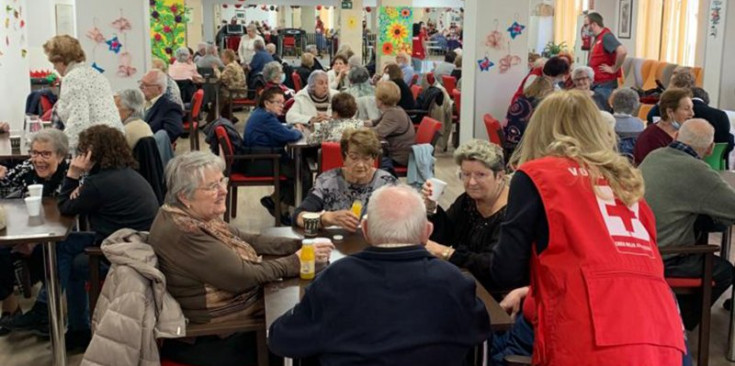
605,200,637,232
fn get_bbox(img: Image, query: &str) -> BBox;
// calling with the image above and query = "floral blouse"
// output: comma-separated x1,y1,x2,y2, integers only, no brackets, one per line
307,118,365,144
215,62,247,98
0,159,68,198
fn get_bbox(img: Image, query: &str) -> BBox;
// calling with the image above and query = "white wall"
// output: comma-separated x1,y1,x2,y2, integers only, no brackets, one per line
75,0,151,91
26,0,75,71
612,0,637,58
719,0,735,110
0,0,31,130
219,6,278,27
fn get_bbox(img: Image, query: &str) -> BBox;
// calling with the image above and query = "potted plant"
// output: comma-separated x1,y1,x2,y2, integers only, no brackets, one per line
542,41,568,58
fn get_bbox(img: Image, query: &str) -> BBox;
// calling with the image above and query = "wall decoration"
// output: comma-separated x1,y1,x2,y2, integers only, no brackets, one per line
478,57,494,72
346,14,359,31
106,36,123,53
0,0,25,64
507,20,525,39
55,4,74,35
150,0,190,65
709,0,722,38
378,6,413,57
486,20,506,50
618,0,632,39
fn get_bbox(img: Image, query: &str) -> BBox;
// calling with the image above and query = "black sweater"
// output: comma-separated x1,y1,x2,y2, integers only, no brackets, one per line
58,167,160,243
269,245,492,366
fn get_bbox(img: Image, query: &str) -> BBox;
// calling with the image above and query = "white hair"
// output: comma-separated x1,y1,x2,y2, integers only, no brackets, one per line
572,65,595,80
206,43,218,55
677,118,714,150
164,151,226,205
262,61,283,83
174,47,190,62
149,69,168,90
116,88,146,119
366,185,427,245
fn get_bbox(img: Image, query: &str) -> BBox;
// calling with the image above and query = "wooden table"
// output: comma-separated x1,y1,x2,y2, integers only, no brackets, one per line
0,198,76,366
0,133,30,160
262,226,513,331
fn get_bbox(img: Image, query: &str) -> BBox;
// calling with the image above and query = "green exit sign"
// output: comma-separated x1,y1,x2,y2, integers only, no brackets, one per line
341,0,352,9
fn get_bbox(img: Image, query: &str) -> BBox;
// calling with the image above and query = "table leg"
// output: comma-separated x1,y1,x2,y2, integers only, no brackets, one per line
42,241,67,366
295,149,303,205
214,87,221,119
722,226,732,262
728,285,735,361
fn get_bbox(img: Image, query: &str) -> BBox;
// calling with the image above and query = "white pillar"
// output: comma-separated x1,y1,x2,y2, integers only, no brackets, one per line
339,0,364,61
460,0,530,142
187,0,204,46
302,6,317,33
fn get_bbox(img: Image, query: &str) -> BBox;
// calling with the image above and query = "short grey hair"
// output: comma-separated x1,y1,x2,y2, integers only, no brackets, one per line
116,89,146,120
572,65,595,81
365,185,427,245
348,66,370,84
262,61,283,83
30,129,69,157
253,39,265,51
307,70,329,92
164,151,226,205
677,118,714,151
305,44,318,54
206,43,218,55
174,47,190,62
149,69,168,90
611,88,640,115
247,23,257,32
197,42,207,52
266,43,277,54
453,139,505,172
348,55,361,68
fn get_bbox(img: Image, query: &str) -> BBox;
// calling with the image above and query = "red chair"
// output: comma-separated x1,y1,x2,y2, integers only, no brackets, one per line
282,35,296,56
393,117,442,177
410,85,423,101
483,114,505,147
426,72,435,85
292,71,303,92
183,89,204,150
451,89,461,148
39,94,54,114
410,73,419,86
215,126,287,225
319,142,379,173
283,98,296,116
442,75,457,97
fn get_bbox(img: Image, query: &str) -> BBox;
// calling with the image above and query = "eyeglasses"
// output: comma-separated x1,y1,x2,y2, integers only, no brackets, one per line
573,77,591,82
458,171,493,182
137,80,158,89
30,150,54,159
266,99,285,106
346,153,375,165
198,177,228,192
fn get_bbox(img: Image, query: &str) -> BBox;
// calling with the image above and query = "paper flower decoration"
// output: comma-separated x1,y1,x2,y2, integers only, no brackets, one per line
117,52,137,77
111,16,131,32
86,27,106,43
478,57,494,72
91,62,105,73
387,23,408,42
365,7,371,12
507,21,525,39
347,15,359,30
498,54,522,74
400,8,412,18
382,42,394,55
106,36,122,53
21,49,26,58
485,30,505,50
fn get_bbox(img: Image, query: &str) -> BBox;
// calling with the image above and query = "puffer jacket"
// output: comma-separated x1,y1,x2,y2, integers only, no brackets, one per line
81,229,186,366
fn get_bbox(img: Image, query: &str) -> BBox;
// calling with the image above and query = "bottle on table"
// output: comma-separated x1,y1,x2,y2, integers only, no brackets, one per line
300,239,315,280
350,200,363,218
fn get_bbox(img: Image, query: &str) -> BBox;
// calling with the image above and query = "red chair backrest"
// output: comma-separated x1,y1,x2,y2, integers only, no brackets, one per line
426,72,435,85
191,89,204,118
410,85,423,101
215,126,234,158
442,75,457,95
292,72,302,92
452,89,461,116
283,98,295,115
284,36,296,47
416,116,442,146
320,142,380,172
410,73,419,86
483,114,504,146
40,95,54,114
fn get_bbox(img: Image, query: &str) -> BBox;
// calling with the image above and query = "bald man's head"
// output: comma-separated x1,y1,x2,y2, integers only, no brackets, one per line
677,118,714,158
363,185,432,246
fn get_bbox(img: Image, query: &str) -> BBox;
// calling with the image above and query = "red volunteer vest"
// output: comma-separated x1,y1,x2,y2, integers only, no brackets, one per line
588,27,621,84
519,157,685,366
511,67,543,105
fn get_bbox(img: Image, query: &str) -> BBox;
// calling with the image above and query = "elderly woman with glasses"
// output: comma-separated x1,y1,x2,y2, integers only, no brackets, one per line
168,47,203,83
114,89,153,150
571,66,611,112
420,139,509,291
0,129,69,198
295,128,396,232
286,70,338,128
149,151,333,366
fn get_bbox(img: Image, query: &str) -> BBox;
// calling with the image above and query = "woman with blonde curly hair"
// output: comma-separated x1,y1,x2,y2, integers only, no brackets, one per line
490,90,687,365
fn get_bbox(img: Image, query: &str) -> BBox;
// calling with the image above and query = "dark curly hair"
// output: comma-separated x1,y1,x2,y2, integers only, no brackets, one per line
76,125,138,170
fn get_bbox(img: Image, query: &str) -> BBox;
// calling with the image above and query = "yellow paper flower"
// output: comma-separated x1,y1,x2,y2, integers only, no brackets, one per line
386,8,398,18
387,23,408,42
347,16,358,30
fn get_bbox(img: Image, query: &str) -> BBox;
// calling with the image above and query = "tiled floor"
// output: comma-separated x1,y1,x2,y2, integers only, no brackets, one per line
1,111,734,365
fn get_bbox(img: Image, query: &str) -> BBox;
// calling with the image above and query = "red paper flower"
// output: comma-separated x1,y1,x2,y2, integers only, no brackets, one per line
170,57,176,64
170,5,178,13
316,5,322,10
163,25,172,33
154,33,162,41
382,42,394,55
222,4,228,8
235,4,242,8
365,7,371,12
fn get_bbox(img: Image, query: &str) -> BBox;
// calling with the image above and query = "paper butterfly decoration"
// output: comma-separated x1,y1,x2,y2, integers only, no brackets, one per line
486,30,505,50
116,52,137,77
498,54,522,74
111,16,131,32
106,36,122,54
86,27,106,43
91,62,105,73
507,21,525,39
477,57,494,72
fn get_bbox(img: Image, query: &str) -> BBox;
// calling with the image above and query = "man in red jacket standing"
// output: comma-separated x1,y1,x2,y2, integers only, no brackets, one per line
586,12,627,102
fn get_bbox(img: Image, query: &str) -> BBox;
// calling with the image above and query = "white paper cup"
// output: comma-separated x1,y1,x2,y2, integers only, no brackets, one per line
24,196,42,217
428,178,447,201
27,184,43,197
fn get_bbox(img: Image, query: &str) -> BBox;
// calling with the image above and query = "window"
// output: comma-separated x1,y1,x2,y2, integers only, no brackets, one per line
636,0,699,66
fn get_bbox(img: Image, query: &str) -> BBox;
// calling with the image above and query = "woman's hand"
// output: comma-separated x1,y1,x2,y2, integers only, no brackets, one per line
425,240,451,258
322,210,360,232
0,165,7,180
68,150,94,179
69,186,82,199
420,180,438,213
499,286,529,321
313,241,335,263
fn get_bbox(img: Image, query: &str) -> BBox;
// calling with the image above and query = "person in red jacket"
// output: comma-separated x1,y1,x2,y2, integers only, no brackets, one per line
490,90,687,365
586,12,627,101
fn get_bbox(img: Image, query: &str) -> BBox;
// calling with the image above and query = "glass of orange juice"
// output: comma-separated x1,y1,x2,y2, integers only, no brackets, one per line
350,200,363,218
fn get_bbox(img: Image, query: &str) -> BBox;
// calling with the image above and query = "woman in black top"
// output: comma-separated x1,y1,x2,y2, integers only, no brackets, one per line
0,129,69,198
383,63,416,111
420,139,508,292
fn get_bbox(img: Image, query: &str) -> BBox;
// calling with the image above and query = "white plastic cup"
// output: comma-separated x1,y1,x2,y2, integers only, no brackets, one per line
428,178,447,201
27,184,43,197
24,196,42,217
652,116,661,123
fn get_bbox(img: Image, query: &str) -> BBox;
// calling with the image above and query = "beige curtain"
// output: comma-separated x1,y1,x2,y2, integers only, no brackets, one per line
635,0,664,60
553,0,582,49
660,0,699,65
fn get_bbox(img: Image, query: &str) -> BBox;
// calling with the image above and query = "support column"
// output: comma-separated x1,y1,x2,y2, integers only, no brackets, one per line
339,0,364,61
460,0,530,143
375,0,411,69
301,6,317,34
277,6,287,29
703,0,734,109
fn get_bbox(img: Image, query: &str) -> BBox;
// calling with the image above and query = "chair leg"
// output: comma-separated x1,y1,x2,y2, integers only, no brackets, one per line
224,184,232,222
231,186,238,219
698,252,713,366
256,329,268,366
88,254,101,325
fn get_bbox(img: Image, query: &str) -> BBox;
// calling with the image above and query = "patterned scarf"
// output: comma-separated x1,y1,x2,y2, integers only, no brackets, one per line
308,90,330,113
161,204,261,264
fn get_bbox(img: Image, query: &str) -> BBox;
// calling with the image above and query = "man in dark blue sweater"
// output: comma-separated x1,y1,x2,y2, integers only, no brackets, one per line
269,185,492,365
